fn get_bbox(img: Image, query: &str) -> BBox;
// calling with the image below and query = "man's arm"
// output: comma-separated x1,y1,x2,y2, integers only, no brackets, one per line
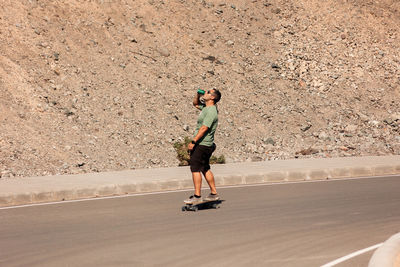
193,125,209,143
193,92,203,110
188,125,209,151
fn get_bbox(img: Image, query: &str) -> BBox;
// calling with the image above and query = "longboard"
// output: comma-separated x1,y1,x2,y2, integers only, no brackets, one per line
182,199,223,212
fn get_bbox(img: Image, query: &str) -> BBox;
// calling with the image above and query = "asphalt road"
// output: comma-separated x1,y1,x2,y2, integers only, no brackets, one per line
1,175,399,267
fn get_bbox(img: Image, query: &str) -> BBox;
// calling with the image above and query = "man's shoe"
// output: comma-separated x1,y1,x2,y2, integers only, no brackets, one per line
184,195,203,204
204,193,220,201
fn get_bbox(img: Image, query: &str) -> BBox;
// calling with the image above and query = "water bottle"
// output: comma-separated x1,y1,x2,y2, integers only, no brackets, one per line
197,89,205,104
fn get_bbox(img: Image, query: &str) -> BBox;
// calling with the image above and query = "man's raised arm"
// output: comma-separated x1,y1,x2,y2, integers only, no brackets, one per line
193,91,203,110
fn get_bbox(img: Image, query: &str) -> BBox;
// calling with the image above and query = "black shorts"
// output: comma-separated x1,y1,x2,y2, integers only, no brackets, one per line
189,144,216,173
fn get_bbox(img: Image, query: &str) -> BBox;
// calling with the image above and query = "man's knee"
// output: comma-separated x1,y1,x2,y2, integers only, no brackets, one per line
202,169,213,177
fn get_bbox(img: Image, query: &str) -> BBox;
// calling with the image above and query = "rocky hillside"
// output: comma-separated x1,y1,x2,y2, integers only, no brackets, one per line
1,0,399,178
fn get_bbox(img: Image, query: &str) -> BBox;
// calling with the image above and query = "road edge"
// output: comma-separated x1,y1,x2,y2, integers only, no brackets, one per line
1,157,400,207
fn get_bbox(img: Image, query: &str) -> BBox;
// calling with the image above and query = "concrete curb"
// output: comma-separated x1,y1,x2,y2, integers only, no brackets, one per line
369,233,400,267
0,156,400,207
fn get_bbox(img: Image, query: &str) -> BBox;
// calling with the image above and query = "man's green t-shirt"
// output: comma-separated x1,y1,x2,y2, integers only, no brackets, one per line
195,105,218,146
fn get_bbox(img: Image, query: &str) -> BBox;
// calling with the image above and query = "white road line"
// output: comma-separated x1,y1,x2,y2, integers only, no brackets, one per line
0,189,193,210
0,174,398,210
320,243,382,267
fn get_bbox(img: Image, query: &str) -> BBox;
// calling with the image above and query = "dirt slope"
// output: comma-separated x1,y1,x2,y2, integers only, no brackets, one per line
0,0,399,178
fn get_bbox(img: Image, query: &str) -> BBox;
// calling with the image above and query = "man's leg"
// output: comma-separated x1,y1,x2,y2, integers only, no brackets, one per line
203,169,217,194
192,172,202,196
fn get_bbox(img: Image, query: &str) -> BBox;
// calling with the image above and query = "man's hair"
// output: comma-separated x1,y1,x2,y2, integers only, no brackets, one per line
212,89,221,104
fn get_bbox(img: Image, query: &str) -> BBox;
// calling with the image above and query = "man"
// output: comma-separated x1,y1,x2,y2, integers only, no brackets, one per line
184,89,222,204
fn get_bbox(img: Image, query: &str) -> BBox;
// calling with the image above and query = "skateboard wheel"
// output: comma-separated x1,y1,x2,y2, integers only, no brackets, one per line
192,206,198,212
182,206,186,212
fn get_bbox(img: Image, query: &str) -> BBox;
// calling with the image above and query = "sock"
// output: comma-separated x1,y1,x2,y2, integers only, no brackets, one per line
211,193,217,195
194,194,201,198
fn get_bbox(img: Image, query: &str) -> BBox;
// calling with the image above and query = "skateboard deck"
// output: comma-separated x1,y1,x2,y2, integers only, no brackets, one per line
182,199,223,212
